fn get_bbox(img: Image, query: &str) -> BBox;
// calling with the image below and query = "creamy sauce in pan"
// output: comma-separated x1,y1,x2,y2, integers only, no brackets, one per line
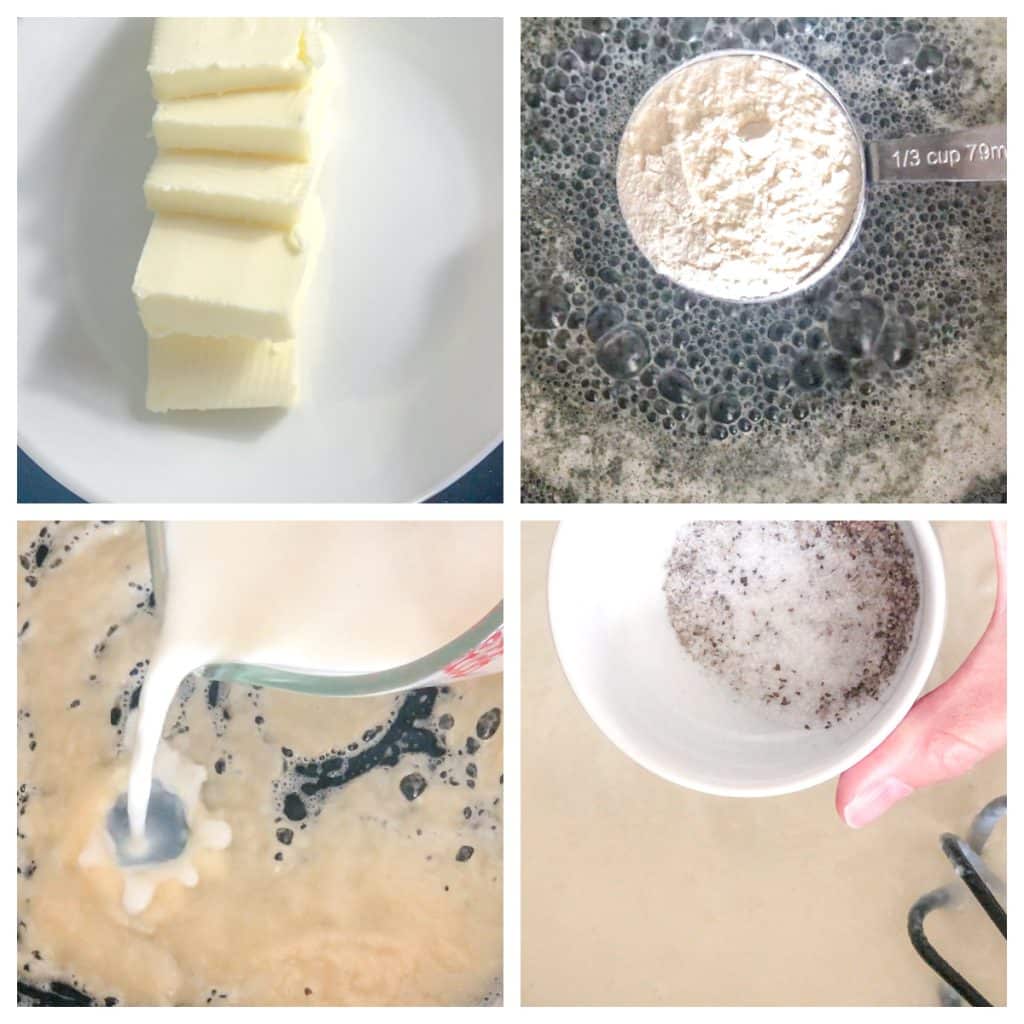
17,522,503,1006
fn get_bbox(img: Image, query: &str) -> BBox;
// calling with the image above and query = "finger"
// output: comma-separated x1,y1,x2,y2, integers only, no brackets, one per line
835,527,1006,828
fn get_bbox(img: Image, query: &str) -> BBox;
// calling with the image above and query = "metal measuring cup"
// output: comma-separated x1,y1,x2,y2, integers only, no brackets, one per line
617,49,1006,304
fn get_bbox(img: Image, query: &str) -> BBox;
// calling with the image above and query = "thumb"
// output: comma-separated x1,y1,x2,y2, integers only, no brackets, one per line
836,525,1006,828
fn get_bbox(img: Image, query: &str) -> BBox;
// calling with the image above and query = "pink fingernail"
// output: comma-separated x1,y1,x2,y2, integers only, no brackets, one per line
842,778,914,828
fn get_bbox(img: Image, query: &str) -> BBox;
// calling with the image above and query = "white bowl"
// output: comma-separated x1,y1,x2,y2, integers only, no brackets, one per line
18,18,501,502
548,517,946,797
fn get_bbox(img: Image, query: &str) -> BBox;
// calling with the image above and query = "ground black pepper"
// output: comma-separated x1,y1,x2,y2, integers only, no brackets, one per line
663,522,920,729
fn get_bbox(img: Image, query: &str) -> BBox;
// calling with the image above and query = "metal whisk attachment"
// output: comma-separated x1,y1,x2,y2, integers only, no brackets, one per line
907,795,1007,1006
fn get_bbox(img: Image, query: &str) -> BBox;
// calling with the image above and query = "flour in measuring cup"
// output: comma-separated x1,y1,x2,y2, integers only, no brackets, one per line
617,54,863,300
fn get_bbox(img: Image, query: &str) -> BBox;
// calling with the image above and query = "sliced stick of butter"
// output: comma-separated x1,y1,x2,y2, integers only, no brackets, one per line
154,83,322,161
144,150,322,229
133,198,325,342
147,335,297,412
148,18,315,101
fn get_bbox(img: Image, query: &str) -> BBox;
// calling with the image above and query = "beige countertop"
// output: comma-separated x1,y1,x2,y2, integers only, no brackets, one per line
522,521,1005,1006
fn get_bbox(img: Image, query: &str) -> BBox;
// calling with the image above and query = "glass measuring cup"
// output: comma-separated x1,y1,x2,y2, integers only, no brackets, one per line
617,49,1006,303
112,522,502,868
144,522,504,698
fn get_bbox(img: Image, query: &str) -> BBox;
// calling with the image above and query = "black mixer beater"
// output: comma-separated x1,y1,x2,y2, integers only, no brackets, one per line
908,795,1007,1006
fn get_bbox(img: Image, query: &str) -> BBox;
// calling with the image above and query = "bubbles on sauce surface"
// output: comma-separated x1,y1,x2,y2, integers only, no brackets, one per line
273,688,503,830
521,16,1005,465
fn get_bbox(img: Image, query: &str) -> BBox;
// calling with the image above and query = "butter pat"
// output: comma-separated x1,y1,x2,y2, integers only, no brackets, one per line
144,150,321,228
133,199,324,341
154,83,322,161
148,18,315,101
147,335,297,411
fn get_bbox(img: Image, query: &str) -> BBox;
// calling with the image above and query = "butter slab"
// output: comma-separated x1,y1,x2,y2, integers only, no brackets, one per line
148,18,315,101
144,150,322,228
133,199,325,342
154,84,321,161
147,335,297,411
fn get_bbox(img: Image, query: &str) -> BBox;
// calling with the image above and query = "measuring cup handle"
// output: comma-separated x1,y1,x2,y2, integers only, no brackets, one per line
866,124,1006,183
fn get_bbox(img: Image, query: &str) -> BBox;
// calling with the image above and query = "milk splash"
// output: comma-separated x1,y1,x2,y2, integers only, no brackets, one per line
80,745,231,915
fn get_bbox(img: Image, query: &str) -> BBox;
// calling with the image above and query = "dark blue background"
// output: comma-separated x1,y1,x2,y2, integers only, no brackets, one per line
17,444,503,504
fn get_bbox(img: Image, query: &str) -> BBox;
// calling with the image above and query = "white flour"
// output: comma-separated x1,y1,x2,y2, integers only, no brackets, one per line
617,54,863,300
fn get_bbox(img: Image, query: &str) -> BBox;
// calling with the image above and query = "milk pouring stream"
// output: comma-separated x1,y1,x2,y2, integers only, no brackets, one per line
127,522,503,842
